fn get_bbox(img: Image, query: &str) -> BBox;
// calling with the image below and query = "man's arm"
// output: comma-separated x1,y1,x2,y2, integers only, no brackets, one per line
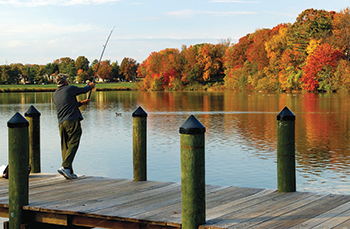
75,82,95,96
79,99,91,106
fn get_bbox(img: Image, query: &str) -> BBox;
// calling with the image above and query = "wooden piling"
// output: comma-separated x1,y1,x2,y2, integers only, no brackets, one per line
179,115,206,229
7,112,29,229
132,106,147,181
25,105,41,173
277,107,296,192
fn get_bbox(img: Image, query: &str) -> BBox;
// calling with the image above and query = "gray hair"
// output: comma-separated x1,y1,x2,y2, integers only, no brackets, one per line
55,74,68,87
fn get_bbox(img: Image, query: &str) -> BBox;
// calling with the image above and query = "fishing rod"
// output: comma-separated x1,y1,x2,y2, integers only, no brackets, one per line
88,26,115,99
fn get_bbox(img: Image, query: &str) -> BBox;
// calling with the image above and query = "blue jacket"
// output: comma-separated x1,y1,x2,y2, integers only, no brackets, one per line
53,85,92,125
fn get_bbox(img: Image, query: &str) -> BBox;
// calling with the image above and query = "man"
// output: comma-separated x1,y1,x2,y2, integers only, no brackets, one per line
53,74,95,179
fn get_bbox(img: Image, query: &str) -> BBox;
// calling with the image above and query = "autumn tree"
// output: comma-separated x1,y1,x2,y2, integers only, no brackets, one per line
138,49,182,90
286,8,335,66
301,43,344,91
197,43,226,82
94,60,113,82
265,24,290,90
120,57,139,82
335,59,350,90
180,45,204,85
224,34,253,90
247,27,282,91
76,69,90,83
74,56,90,83
332,7,350,60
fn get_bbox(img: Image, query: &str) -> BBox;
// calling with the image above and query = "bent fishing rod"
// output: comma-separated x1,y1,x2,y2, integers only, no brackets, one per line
88,26,115,99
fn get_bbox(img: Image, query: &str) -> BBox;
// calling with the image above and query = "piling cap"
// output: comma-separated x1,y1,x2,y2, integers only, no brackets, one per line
7,112,29,128
132,106,147,118
277,107,295,121
25,105,41,117
179,115,206,134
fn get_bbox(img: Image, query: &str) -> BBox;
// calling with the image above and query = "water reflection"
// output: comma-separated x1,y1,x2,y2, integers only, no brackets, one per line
1,91,350,194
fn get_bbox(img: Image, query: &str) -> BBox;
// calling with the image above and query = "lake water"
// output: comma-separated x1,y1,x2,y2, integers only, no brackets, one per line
1,91,350,194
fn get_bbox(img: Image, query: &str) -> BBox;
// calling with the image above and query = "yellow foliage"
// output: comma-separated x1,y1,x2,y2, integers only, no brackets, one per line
265,26,288,60
306,39,321,55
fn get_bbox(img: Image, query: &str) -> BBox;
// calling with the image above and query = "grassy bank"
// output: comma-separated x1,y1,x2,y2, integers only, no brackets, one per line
0,82,136,93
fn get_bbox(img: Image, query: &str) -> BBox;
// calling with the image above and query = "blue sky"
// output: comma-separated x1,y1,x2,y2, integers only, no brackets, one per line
0,0,349,66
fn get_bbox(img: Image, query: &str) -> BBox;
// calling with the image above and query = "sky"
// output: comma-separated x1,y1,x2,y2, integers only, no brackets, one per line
0,0,349,66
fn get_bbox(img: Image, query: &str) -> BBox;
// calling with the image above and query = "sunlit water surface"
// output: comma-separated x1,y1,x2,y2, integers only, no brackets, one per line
1,91,350,194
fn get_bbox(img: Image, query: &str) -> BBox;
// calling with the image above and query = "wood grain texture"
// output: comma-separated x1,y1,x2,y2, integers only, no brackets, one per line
0,174,350,228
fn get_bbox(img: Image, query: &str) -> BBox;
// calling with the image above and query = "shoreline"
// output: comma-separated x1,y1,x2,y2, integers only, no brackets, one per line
0,87,135,93
0,82,136,93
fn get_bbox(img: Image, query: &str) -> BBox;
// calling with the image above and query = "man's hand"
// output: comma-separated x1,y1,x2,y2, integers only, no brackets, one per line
80,99,91,106
89,82,95,89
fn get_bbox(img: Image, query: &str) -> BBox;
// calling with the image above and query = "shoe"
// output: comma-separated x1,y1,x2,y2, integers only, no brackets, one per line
57,167,73,179
71,173,78,179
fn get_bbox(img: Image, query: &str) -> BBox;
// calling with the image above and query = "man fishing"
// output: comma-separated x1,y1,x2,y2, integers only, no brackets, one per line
53,74,95,179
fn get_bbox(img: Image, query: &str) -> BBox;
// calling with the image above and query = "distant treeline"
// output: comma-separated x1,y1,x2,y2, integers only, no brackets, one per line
137,8,350,92
2,8,350,92
0,56,139,85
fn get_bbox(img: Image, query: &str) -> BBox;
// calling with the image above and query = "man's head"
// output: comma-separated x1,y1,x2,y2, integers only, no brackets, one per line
55,74,68,87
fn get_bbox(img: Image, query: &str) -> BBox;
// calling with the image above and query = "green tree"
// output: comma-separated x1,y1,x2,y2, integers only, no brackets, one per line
20,64,36,84
45,62,59,78
56,57,77,81
111,61,122,81
286,8,335,65
75,56,90,72
1,64,21,84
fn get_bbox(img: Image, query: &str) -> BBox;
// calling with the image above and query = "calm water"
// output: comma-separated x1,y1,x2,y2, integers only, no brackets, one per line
1,91,350,194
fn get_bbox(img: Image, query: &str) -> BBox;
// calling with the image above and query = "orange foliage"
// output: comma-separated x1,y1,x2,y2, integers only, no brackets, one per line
137,49,182,90
301,43,344,91
136,8,350,92
94,60,113,81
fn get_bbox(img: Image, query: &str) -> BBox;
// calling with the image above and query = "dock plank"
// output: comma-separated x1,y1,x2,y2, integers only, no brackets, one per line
236,192,326,228
251,194,350,228
203,191,307,228
290,198,350,228
1,174,350,228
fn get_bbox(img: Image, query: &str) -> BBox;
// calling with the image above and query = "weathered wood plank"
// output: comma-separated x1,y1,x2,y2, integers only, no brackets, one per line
332,217,350,229
205,188,275,220
26,180,165,212
29,211,69,226
52,181,177,212
203,191,317,228
236,192,326,228
27,178,132,206
251,194,350,228
2,174,350,229
91,183,182,218
71,215,180,229
290,199,350,228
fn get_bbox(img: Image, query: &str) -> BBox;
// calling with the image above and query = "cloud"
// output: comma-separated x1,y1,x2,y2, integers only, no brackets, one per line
2,23,96,35
0,0,121,7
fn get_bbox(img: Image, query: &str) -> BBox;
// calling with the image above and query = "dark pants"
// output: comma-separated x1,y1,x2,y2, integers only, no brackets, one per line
59,120,82,173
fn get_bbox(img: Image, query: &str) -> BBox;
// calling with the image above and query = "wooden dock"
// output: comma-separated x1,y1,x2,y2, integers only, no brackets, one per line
1,174,350,228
